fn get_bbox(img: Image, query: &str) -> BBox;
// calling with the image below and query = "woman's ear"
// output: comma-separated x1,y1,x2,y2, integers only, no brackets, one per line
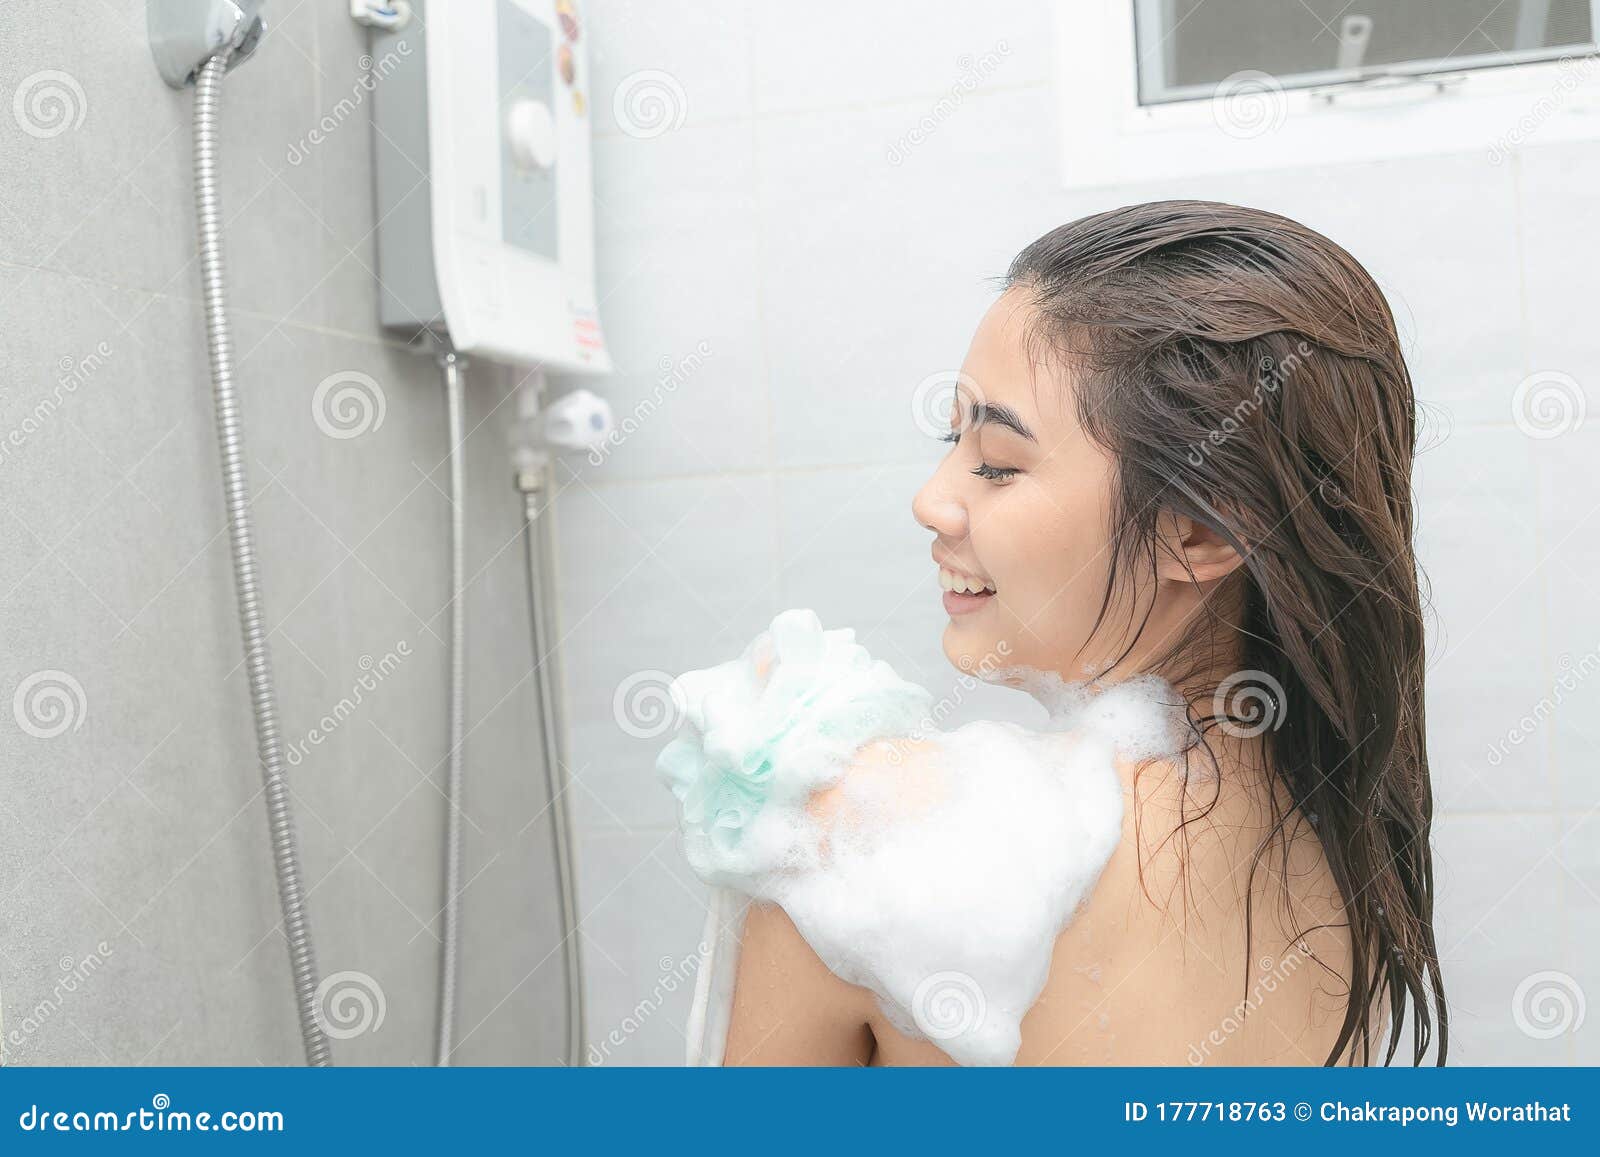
1153,512,1247,586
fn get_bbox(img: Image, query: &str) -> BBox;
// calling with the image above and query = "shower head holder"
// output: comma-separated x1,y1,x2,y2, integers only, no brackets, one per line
147,0,267,88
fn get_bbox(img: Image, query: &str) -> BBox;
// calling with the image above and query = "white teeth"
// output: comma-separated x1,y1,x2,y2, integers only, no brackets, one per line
938,567,994,595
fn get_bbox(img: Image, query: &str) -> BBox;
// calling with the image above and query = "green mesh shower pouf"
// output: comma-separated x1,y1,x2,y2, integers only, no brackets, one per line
655,609,935,865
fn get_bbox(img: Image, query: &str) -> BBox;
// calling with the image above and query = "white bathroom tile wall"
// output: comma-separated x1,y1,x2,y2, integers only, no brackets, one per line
554,472,780,833
1413,427,1552,813
1433,814,1577,1065
571,225,770,484
756,87,1061,470
577,828,710,1066
585,0,755,134
747,0,1053,115
593,120,759,241
1518,141,1600,387
1555,813,1600,1064
1533,426,1600,815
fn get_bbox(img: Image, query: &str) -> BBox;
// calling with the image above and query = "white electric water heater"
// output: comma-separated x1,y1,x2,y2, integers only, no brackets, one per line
370,0,610,373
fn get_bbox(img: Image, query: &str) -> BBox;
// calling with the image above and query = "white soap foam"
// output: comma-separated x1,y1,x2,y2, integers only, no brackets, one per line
656,609,1181,1066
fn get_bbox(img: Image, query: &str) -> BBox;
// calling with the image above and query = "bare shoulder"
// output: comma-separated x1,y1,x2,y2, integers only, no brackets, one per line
1017,750,1355,1065
724,735,1355,1066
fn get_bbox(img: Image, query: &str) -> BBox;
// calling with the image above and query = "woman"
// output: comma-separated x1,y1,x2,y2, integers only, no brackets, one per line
695,201,1446,1067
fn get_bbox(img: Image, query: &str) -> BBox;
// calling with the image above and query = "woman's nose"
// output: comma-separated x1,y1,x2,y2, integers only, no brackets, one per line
912,462,967,538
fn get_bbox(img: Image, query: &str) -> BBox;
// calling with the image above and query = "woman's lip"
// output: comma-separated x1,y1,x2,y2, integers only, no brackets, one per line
942,588,995,617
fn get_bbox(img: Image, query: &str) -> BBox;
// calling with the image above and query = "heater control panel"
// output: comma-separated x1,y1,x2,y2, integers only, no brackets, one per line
371,0,610,372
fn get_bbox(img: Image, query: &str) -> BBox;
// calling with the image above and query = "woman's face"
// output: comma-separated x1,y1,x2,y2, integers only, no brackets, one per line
911,290,1126,678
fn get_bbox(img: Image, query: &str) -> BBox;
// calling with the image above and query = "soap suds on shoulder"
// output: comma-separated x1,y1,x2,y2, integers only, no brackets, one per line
656,609,1183,1066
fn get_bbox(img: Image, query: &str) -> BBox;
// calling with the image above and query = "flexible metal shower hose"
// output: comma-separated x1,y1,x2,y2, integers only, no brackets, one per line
436,350,467,1066
192,54,331,1067
522,484,586,1066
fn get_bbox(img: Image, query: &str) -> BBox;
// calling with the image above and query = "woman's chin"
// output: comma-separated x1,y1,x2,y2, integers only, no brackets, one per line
941,617,1010,674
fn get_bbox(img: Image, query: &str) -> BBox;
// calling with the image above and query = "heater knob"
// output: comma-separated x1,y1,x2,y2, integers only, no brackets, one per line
506,98,556,171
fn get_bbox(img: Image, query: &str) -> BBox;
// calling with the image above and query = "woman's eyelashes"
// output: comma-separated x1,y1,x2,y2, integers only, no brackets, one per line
971,462,1019,482
943,430,1019,483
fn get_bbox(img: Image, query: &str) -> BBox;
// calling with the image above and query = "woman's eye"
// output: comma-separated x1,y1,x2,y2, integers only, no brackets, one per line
971,462,1019,482
940,430,960,444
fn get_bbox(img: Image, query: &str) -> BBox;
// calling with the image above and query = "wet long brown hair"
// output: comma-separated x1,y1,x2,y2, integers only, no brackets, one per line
1006,200,1446,1065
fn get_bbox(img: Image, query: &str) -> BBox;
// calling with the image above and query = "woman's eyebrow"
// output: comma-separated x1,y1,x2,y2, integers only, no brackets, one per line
969,401,1037,442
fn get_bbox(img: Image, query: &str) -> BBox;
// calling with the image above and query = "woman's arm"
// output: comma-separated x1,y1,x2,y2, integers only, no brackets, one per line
723,900,877,1065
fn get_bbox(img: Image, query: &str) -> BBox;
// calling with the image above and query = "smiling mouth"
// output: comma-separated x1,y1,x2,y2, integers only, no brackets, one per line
938,566,996,616
938,567,995,595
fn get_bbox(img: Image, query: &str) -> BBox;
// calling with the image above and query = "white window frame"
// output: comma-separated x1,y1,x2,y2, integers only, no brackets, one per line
1057,0,1600,190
